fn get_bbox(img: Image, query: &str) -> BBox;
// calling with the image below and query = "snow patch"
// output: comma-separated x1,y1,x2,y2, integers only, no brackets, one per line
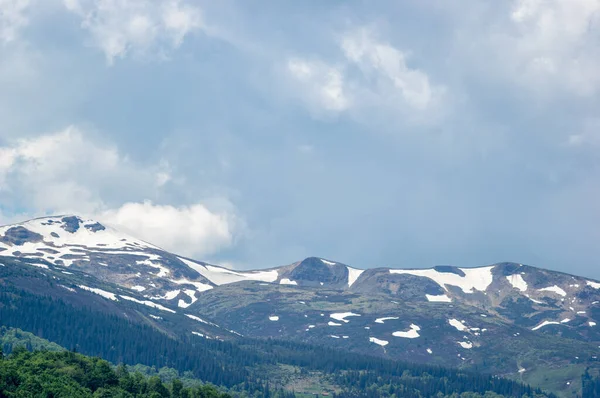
458,341,473,349
328,321,342,326
330,312,361,323
137,259,170,277
269,316,279,321
525,294,544,304
587,281,600,289
590,322,597,327
120,295,176,313
426,294,452,302
427,348,433,354
163,290,181,300
369,337,389,346
131,285,146,292
78,285,118,301
390,265,495,293
280,278,298,285
185,314,219,328
178,257,278,285
170,278,213,293
506,274,528,292
177,289,197,308
320,259,336,265
538,285,567,297
448,319,467,332
346,266,364,287
532,320,561,331
375,317,399,324
392,324,421,339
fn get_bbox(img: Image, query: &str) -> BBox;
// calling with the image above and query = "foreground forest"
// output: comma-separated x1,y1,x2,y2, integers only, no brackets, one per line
0,348,233,398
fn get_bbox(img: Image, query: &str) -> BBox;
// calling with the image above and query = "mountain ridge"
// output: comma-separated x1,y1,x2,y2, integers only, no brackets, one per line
1,214,596,281
2,214,600,397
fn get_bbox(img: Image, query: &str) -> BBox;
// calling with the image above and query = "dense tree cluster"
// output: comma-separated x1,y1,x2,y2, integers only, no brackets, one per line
582,369,600,398
0,326,64,354
0,348,232,398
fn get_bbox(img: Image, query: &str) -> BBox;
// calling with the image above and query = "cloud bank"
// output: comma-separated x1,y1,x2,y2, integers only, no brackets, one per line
0,0,599,276
0,127,238,258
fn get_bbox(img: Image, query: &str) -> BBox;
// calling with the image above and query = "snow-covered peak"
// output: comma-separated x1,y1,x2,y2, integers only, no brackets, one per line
0,215,157,251
0,215,215,307
0,215,172,277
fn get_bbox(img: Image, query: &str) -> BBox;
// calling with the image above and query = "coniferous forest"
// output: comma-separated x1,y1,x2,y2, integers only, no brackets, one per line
0,283,563,398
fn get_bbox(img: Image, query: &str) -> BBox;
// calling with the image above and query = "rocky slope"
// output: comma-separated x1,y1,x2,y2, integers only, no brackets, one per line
2,215,600,396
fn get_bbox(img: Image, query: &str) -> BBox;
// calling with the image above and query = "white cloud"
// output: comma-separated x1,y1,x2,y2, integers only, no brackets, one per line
285,28,445,121
494,0,600,95
155,171,171,187
341,28,440,111
100,201,235,258
0,127,238,257
567,118,600,147
0,127,122,212
162,0,202,46
63,0,203,64
0,0,30,43
287,58,350,113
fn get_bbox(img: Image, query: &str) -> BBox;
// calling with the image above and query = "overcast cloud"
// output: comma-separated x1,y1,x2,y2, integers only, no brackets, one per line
0,0,599,276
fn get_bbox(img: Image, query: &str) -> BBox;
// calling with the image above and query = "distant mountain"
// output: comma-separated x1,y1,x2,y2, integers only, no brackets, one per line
2,215,600,397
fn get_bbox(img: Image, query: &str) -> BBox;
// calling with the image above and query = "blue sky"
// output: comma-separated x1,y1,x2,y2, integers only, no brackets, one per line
1,0,599,276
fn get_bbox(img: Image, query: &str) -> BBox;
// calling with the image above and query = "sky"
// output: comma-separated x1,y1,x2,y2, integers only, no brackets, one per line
0,0,599,277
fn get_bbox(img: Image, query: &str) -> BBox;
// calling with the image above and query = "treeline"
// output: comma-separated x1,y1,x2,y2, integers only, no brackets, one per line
0,279,556,398
0,348,232,398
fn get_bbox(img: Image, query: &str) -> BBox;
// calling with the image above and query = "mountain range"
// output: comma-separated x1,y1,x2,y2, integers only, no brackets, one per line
2,215,600,397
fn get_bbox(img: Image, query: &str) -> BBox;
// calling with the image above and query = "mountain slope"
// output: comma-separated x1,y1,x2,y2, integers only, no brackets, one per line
2,215,600,396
